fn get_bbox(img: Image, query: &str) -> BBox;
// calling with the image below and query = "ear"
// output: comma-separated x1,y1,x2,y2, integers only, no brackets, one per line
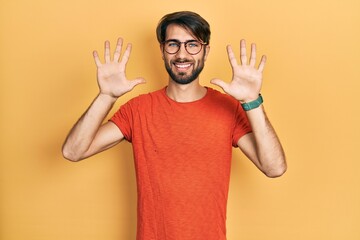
204,45,210,61
160,44,165,60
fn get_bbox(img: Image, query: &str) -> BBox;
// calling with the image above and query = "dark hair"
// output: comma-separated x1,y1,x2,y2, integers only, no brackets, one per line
156,11,211,44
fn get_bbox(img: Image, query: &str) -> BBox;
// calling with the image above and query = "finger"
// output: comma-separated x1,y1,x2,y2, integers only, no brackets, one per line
113,38,123,62
127,77,146,92
258,55,267,72
226,45,238,67
210,78,230,93
104,40,111,63
240,39,247,65
249,43,256,67
92,50,102,67
130,77,146,87
120,43,132,66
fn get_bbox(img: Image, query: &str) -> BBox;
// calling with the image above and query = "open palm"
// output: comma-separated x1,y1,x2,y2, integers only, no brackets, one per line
93,38,145,99
211,39,266,102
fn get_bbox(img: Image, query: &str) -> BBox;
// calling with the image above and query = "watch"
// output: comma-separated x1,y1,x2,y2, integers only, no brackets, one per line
241,94,263,111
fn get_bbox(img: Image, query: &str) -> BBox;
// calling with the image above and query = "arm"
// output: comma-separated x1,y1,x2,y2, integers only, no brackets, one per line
211,40,286,177
62,38,145,161
237,107,286,178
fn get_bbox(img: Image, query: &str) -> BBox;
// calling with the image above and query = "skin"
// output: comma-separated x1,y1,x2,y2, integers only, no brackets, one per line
211,39,287,177
161,24,210,102
162,25,207,85
62,24,286,178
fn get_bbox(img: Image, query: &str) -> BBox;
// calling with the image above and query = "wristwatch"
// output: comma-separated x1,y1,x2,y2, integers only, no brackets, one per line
241,94,263,111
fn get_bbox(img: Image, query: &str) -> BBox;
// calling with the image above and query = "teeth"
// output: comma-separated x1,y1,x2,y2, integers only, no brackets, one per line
175,64,191,68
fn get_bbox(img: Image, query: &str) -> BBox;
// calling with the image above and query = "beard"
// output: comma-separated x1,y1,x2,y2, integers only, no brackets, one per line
164,56,205,85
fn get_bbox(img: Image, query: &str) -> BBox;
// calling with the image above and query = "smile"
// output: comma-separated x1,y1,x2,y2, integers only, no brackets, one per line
174,63,192,70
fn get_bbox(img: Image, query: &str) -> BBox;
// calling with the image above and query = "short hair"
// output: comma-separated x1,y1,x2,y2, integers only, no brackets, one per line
156,11,211,44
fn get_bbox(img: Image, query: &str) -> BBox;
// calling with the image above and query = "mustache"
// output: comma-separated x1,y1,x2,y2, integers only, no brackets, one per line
172,58,193,63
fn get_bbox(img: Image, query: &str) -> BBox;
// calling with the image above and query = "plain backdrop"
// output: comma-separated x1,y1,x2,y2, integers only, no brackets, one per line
1,0,359,239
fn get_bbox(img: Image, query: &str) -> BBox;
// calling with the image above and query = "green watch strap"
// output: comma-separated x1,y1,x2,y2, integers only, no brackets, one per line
241,94,263,111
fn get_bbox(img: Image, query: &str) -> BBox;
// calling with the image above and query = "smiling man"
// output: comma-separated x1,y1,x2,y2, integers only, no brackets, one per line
62,11,286,240
162,26,208,85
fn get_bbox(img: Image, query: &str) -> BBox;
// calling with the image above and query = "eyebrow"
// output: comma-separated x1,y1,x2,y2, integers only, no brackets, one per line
165,39,198,42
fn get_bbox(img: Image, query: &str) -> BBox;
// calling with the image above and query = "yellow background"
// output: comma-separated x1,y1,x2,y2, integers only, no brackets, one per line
1,0,359,239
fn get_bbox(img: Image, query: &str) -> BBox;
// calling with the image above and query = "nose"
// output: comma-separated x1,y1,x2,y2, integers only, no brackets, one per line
175,43,188,58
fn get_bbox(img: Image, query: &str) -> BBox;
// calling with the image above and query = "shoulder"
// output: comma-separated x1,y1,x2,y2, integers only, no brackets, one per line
206,87,240,108
126,87,165,102
122,87,166,109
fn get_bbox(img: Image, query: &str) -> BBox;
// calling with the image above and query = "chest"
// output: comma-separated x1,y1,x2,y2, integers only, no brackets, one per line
134,102,235,145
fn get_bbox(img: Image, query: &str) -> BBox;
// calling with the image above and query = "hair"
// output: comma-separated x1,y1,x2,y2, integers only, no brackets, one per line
156,11,211,44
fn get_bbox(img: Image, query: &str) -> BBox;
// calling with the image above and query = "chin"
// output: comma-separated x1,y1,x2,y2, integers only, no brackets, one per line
172,76,198,85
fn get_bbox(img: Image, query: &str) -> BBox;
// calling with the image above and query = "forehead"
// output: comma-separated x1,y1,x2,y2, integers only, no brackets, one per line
165,24,197,41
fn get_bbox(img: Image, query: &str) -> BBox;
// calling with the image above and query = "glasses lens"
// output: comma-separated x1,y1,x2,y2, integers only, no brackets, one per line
185,41,202,54
164,41,180,54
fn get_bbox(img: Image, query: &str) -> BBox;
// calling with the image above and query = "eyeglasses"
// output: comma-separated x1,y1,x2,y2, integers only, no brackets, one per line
162,40,207,55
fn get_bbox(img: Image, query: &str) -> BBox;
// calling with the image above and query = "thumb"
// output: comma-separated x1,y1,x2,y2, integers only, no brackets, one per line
129,77,146,89
210,78,229,93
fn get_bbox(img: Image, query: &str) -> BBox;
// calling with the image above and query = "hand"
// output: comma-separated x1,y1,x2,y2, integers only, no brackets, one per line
211,39,266,102
93,38,145,99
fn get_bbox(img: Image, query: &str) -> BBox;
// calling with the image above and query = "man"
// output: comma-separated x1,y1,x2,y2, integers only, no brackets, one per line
62,11,286,240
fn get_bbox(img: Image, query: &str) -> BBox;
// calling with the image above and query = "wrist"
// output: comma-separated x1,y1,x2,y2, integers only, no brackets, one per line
241,94,263,111
240,93,261,103
98,92,118,103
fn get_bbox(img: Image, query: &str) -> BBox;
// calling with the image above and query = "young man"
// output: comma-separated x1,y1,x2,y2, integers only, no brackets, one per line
63,11,286,240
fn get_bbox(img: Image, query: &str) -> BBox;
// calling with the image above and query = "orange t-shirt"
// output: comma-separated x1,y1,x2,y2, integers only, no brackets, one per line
110,87,251,240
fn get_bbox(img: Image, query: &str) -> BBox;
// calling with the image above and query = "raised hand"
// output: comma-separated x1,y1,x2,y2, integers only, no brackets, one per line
93,38,145,99
211,39,266,102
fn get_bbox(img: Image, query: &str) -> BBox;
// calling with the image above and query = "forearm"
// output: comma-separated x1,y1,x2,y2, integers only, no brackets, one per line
245,105,287,177
62,93,117,161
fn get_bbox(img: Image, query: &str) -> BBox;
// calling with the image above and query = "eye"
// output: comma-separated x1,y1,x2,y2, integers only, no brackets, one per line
166,41,180,47
187,41,200,48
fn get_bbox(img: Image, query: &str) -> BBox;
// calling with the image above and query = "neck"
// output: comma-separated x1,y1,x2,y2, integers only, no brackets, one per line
166,79,207,103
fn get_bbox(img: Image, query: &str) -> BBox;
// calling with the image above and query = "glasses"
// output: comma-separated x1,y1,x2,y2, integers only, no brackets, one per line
162,40,207,55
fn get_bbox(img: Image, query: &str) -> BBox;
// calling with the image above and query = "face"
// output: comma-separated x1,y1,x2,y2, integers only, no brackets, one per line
161,24,210,85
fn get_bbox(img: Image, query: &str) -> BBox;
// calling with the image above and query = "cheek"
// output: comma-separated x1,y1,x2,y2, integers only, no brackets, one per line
161,52,169,61
195,56,205,67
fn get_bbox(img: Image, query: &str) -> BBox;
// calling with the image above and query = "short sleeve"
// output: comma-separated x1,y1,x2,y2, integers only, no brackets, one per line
109,100,136,142
232,102,252,147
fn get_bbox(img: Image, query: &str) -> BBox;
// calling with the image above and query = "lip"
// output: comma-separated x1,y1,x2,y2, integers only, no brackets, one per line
173,62,192,71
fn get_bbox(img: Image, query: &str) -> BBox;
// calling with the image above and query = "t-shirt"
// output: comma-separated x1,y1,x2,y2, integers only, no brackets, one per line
110,87,252,240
